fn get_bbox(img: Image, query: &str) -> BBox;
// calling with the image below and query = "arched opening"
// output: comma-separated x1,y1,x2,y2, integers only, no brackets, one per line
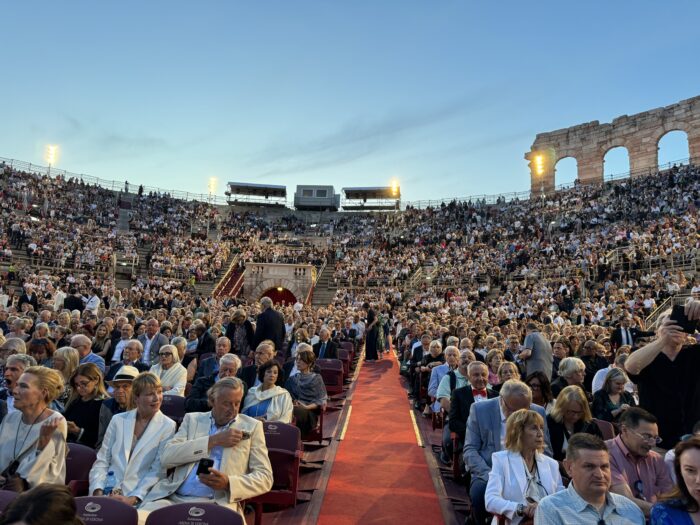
261,287,297,306
554,157,578,188
603,146,630,180
657,130,690,169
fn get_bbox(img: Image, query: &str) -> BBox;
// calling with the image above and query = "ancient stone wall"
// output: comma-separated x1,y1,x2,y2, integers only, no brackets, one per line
525,96,700,193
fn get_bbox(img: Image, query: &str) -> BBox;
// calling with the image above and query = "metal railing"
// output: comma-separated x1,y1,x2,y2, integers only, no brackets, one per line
645,294,691,330
305,258,327,304
212,255,242,298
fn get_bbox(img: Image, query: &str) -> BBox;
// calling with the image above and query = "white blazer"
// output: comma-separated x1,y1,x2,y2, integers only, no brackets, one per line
89,410,176,500
142,411,273,518
485,450,564,524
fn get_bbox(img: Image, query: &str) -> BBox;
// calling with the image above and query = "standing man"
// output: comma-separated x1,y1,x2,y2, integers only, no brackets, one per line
253,297,285,355
138,318,168,366
520,322,553,381
535,433,644,524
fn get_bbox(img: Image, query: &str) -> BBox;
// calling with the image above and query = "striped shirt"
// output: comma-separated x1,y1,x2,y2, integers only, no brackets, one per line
535,483,644,525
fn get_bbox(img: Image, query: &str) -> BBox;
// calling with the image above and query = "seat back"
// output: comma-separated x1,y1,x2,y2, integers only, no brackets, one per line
316,359,344,396
161,394,186,424
66,443,97,485
337,349,350,377
0,490,18,512
145,502,243,525
263,421,302,452
75,496,139,525
592,418,616,440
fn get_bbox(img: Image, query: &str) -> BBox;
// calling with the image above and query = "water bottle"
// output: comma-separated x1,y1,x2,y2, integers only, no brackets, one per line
104,471,116,496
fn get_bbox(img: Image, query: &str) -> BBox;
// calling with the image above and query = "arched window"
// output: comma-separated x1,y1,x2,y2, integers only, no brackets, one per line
603,146,630,180
657,130,690,169
554,157,578,188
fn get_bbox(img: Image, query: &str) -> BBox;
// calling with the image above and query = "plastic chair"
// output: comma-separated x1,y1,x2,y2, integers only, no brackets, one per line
250,421,303,525
161,394,186,425
0,490,18,512
316,358,344,397
66,443,97,496
144,502,243,525
75,496,139,525
593,418,616,440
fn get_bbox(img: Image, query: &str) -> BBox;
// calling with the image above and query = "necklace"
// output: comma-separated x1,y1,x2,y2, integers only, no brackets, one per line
13,407,48,459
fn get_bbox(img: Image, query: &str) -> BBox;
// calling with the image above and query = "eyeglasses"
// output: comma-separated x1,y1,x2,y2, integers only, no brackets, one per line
74,380,94,389
158,352,172,357
628,428,663,445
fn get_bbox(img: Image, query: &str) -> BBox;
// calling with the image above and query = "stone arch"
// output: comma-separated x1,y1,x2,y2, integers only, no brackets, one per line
602,145,630,179
554,156,578,188
249,278,304,304
526,95,700,194
657,129,690,168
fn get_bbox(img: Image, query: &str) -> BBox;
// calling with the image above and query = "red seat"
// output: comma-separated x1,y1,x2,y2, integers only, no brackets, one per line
66,443,97,496
144,502,243,525
303,405,326,444
337,348,351,378
75,496,139,525
592,418,616,440
250,421,303,525
316,359,344,397
0,490,18,512
161,394,186,425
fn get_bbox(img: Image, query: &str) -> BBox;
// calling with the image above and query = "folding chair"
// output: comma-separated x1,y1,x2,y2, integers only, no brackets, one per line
0,490,18,512
75,496,138,525
66,443,97,496
161,394,186,425
250,422,303,525
316,358,344,397
145,502,243,525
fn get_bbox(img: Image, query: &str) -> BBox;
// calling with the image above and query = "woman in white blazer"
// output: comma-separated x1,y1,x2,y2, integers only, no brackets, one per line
89,373,176,507
485,409,564,524
241,361,293,423
148,344,187,396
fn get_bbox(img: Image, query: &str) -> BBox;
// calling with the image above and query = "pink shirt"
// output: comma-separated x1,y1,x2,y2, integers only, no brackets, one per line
606,435,673,503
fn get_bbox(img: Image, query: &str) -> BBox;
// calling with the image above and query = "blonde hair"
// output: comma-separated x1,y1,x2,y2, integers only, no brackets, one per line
24,366,65,404
54,347,80,382
550,385,592,423
504,409,545,454
128,372,162,410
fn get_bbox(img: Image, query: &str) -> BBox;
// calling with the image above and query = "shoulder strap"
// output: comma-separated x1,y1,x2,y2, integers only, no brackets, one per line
448,370,456,392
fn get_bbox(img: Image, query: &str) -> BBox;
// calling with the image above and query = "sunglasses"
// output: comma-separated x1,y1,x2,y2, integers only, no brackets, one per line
159,352,172,357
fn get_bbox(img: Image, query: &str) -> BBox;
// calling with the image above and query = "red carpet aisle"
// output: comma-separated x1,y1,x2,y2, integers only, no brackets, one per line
317,352,444,524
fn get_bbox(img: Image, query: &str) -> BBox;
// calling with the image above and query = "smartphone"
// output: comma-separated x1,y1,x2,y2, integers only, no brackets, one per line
196,458,214,476
670,304,698,334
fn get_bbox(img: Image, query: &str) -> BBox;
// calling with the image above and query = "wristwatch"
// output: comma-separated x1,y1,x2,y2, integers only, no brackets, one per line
516,504,525,517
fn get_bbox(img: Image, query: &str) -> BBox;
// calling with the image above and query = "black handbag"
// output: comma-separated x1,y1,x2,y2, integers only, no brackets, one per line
0,460,29,493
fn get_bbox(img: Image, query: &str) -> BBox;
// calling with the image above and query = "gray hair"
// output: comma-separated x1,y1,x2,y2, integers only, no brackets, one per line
171,336,187,350
260,296,273,308
558,357,585,378
7,354,37,369
126,339,144,355
219,353,242,370
216,336,231,349
499,379,532,402
160,344,180,363
1,338,27,354
207,376,244,400
467,361,488,374
34,322,50,334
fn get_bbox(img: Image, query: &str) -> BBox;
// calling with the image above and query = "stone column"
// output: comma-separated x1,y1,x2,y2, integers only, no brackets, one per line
577,148,604,185
526,150,555,194
627,138,659,177
688,132,700,165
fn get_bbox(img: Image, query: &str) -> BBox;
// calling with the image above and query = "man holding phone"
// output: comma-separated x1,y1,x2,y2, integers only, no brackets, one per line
625,300,700,449
139,377,272,521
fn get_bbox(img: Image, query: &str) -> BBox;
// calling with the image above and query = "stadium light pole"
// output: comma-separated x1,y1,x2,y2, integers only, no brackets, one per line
44,145,59,177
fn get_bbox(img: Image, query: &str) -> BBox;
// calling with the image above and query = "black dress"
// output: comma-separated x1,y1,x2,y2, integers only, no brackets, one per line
365,309,378,361
63,397,104,449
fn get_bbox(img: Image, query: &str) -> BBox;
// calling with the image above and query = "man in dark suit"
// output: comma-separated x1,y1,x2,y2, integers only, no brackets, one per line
104,340,150,383
63,288,84,313
610,317,655,350
239,341,276,390
185,354,241,413
312,328,338,360
449,362,498,447
253,297,285,355
194,337,232,382
17,285,39,312
193,322,216,359
339,319,357,344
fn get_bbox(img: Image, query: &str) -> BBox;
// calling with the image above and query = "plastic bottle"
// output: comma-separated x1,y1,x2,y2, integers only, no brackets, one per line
104,471,116,496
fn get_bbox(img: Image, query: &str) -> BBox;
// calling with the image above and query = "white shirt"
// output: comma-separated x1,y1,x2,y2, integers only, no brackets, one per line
111,339,130,363
498,400,507,448
143,334,157,365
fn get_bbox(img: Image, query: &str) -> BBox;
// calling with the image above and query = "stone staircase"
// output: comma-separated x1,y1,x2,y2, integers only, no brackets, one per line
311,263,335,307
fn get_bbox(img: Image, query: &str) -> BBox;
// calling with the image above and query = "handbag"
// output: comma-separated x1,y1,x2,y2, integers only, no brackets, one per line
0,460,29,493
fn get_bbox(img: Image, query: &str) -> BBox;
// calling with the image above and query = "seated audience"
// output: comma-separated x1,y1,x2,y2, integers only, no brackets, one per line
185,353,241,413
63,363,108,448
464,380,552,525
104,339,150,383
485,409,564,523
90,372,175,507
284,347,327,437
449,360,496,452
546,385,603,464
607,408,673,517
0,366,67,488
139,377,273,521
525,371,554,413
550,357,587,399
190,336,231,382
96,365,139,449
651,435,700,524
51,346,80,406
535,433,644,524
240,341,276,390
486,349,504,387
592,368,636,424
148,344,187,396
492,361,520,394
242,360,293,423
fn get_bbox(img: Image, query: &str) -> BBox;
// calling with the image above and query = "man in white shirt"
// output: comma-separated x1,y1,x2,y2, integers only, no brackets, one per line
111,323,135,364
83,288,101,315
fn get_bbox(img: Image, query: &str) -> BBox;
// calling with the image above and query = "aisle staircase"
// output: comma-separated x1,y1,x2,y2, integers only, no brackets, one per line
311,261,334,307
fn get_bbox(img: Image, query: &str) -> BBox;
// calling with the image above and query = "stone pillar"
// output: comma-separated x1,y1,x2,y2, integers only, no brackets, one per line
627,138,659,177
526,150,555,194
688,132,700,165
577,148,604,185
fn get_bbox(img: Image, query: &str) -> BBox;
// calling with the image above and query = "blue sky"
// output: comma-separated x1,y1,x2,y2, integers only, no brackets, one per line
2,1,697,203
